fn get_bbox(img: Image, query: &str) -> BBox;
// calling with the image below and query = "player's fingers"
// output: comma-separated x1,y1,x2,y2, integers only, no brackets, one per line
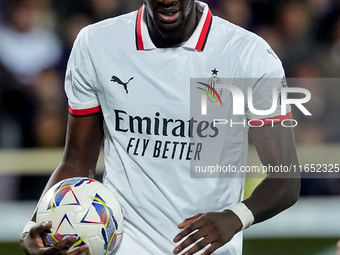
174,214,210,243
174,221,202,243
173,231,204,254
177,214,202,229
181,239,210,255
29,221,52,237
45,236,78,254
173,225,216,254
58,236,78,250
199,242,223,255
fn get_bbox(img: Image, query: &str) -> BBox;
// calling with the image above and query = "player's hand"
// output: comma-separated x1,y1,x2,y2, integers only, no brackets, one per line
20,221,90,255
173,211,242,255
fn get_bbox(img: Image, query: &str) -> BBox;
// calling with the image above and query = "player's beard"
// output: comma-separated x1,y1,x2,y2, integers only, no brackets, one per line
149,1,195,46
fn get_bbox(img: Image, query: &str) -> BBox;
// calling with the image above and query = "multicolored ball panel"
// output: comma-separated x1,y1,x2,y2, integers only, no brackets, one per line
37,177,123,255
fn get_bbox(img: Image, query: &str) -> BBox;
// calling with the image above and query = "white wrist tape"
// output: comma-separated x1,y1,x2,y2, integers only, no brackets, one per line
229,202,254,230
21,221,36,236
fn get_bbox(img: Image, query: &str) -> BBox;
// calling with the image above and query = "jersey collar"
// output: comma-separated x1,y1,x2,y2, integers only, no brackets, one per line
135,1,212,51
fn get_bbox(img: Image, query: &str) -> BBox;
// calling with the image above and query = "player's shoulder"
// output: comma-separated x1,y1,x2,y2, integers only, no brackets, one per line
211,15,282,64
211,15,267,49
77,10,138,42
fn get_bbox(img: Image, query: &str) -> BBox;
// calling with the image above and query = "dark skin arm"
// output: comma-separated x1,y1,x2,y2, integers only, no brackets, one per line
21,113,104,255
173,123,300,255
244,123,300,223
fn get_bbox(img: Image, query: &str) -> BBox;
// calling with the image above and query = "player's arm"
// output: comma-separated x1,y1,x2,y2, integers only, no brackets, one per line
243,122,300,223
20,112,104,255
173,123,300,255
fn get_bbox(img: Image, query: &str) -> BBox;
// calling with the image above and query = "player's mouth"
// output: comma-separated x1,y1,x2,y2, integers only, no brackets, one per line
157,11,180,23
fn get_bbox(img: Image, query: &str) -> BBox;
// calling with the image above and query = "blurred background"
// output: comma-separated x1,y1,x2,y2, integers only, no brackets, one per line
0,0,339,254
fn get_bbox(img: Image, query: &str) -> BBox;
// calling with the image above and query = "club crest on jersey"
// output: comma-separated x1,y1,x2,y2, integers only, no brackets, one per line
196,68,223,106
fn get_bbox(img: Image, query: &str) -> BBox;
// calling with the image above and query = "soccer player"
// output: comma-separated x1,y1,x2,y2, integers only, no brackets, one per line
21,0,300,254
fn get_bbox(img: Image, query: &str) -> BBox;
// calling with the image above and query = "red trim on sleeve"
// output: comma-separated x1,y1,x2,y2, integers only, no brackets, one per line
136,6,144,50
68,105,101,116
247,112,292,126
195,9,212,51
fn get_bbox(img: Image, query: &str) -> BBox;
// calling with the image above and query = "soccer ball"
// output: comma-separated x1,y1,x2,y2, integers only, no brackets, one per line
36,177,123,255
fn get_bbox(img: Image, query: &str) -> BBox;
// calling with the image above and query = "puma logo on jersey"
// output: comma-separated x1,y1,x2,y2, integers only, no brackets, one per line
111,75,134,94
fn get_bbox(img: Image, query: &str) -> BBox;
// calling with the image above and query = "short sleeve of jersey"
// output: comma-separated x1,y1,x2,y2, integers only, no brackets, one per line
242,37,291,124
65,27,101,116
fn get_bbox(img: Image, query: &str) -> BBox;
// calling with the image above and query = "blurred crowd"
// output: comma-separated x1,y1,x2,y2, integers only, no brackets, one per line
0,0,136,148
0,0,339,197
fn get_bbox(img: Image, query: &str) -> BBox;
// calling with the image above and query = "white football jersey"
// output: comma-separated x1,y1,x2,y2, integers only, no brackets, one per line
65,1,291,254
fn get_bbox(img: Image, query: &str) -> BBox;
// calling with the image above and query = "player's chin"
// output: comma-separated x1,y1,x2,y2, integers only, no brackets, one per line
154,17,184,34
155,23,184,42
158,20,182,31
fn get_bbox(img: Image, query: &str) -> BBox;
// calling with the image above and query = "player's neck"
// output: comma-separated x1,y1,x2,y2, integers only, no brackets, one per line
145,3,202,48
